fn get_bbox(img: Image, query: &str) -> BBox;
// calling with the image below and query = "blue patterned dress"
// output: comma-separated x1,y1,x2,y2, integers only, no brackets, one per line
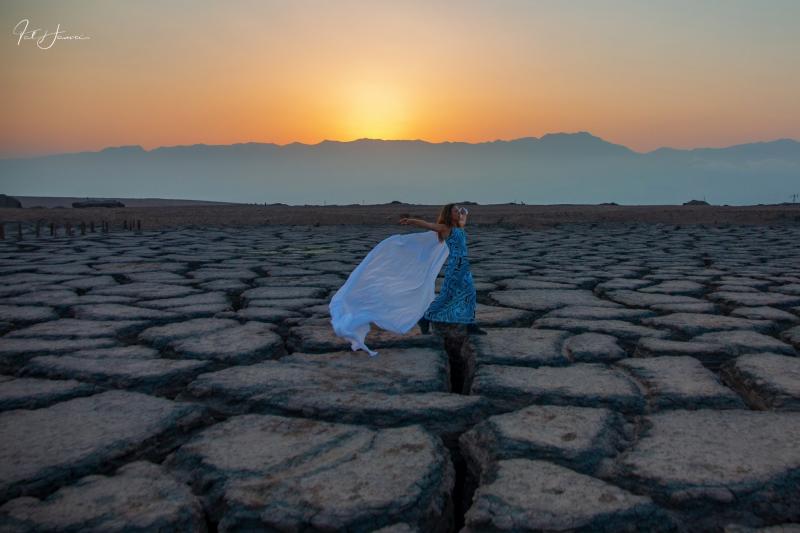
423,227,477,324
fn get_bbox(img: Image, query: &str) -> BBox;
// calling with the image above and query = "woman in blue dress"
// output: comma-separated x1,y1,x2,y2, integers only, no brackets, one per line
399,203,487,335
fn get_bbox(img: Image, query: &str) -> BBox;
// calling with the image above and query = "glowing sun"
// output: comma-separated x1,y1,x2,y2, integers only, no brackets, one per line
341,81,411,140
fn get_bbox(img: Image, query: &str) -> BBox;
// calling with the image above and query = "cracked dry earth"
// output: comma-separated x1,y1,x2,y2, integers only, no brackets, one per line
0,223,799,533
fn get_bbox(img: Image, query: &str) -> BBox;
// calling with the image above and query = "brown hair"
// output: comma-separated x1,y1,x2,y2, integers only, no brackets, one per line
436,203,457,242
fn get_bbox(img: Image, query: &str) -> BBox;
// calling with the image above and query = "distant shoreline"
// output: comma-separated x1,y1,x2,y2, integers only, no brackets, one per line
9,196,243,209
6,195,800,209
1,200,798,230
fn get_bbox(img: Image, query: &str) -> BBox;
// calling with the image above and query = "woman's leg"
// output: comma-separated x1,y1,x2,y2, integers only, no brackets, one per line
418,315,431,334
466,322,487,334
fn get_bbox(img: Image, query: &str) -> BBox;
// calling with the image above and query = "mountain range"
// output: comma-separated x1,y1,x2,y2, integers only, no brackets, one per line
1,132,798,205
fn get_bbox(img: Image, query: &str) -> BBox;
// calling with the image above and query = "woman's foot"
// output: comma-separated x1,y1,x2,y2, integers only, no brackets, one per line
466,322,487,335
418,316,431,334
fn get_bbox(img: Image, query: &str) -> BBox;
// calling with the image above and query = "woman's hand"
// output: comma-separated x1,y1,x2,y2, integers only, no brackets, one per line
399,218,410,225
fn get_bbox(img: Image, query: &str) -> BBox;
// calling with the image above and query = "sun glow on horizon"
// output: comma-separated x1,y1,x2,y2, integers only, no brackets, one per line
338,81,413,141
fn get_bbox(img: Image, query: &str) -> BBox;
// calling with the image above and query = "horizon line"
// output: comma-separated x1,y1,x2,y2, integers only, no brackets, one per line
3,131,799,160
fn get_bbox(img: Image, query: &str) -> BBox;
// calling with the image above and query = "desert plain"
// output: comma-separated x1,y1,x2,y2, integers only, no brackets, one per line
0,201,799,531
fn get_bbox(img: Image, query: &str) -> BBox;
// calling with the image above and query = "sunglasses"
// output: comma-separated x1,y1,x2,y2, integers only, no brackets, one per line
456,206,469,215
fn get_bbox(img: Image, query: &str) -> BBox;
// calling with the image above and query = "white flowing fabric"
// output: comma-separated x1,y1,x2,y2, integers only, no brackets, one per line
329,229,449,356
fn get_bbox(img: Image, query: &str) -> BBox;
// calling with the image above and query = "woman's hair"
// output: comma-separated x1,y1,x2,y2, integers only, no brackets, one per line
436,203,456,227
435,203,457,242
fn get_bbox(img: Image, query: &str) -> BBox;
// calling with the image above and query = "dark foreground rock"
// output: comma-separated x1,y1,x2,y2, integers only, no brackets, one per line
242,389,490,442
167,321,284,363
466,328,570,368
474,303,533,326
138,317,241,346
634,337,736,368
166,414,454,532
0,305,58,324
187,347,448,404
641,312,774,336
613,409,800,527
0,391,207,503
562,332,626,363
720,353,800,410
22,356,212,395
184,348,490,439
460,404,628,479
692,330,797,356
617,356,745,410
463,459,674,532
1,220,799,531
5,319,145,339
533,317,671,340
0,338,117,371
0,376,96,411
471,363,645,413
489,289,620,312
782,325,800,349
0,461,206,532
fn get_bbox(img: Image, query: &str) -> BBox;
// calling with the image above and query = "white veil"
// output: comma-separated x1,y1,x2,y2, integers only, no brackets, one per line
329,229,449,356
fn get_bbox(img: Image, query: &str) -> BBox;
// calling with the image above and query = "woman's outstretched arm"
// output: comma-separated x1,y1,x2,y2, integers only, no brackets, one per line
399,217,449,232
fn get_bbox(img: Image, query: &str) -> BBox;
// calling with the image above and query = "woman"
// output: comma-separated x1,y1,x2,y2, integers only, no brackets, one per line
329,203,485,357
400,204,486,335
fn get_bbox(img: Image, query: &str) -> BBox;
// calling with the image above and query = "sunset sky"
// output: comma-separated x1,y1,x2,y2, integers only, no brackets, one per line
1,0,799,158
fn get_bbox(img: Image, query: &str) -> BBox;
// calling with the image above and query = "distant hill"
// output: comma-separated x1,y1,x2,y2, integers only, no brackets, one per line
1,132,798,205
12,196,243,208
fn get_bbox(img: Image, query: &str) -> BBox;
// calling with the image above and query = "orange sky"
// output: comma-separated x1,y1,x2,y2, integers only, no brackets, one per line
1,0,799,157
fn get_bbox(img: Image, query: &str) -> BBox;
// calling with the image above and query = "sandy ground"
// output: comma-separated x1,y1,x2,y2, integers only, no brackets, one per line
1,201,800,231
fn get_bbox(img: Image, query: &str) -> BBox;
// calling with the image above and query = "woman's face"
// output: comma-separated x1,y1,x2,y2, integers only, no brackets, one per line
452,205,468,227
